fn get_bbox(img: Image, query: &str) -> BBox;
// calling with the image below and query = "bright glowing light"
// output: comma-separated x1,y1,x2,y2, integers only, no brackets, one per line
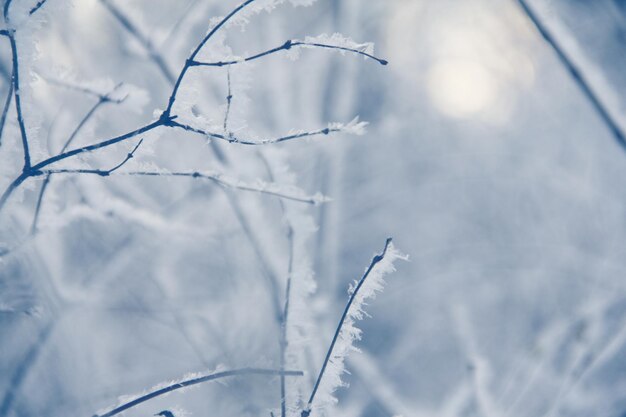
426,59,498,118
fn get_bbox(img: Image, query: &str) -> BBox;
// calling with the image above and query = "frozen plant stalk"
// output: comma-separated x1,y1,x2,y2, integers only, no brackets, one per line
302,238,408,417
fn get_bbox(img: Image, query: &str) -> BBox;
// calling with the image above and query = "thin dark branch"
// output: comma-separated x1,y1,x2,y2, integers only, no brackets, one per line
106,138,144,173
516,0,626,151
2,0,259,210
29,0,48,15
302,238,394,417
29,119,164,173
169,119,342,146
191,40,388,67
30,84,127,232
93,368,304,417
163,0,257,117
37,167,326,205
3,0,13,22
59,85,126,154
39,139,143,177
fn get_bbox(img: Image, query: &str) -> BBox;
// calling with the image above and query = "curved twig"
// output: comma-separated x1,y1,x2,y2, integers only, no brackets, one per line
190,39,388,67
93,368,303,417
302,238,394,417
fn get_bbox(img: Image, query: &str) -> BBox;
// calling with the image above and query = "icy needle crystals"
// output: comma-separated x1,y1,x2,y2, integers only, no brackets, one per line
302,238,408,417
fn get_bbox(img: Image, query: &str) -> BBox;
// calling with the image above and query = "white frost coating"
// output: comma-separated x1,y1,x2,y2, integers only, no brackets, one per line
192,169,331,204
208,0,317,33
312,243,408,415
95,365,228,416
302,33,375,57
328,116,369,136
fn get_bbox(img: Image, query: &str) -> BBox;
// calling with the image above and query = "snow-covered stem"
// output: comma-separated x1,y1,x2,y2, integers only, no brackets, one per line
38,168,329,205
93,368,304,417
162,0,257,118
259,152,296,417
191,39,388,67
516,0,626,151
169,119,362,145
0,0,377,214
302,238,406,416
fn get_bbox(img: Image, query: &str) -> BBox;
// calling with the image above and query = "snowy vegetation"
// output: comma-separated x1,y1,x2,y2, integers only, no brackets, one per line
0,1,401,416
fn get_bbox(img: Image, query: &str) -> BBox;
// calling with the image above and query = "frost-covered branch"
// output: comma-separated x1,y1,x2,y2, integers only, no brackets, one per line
168,117,367,145
0,0,382,214
302,238,407,417
259,152,296,417
190,38,388,67
93,368,304,417
30,83,127,233
38,168,330,205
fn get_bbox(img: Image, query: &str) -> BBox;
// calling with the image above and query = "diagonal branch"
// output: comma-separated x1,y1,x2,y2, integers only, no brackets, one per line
163,0,257,117
37,166,329,205
303,238,395,417
29,0,48,15
93,368,304,417
516,0,626,151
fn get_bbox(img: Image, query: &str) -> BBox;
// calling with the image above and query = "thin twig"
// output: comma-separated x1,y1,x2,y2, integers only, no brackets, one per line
169,119,344,146
93,368,304,417
258,152,296,417
29,0,48,15
191,39,388,67
29,83,126,233
302,238,394,417
163,0,257,117
36,167,327,205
